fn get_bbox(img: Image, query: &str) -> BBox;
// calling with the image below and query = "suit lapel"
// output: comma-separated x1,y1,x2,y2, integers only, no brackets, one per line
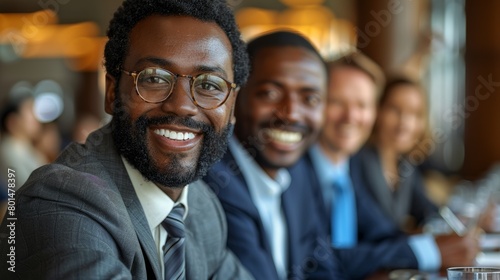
90,125,162,280
283,157,316,270
281,185,298,269
184,184,204,279
362,147,394,215
122,191,162,280
222,151,274,255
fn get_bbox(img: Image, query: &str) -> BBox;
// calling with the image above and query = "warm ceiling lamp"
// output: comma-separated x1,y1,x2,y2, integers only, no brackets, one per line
279,5,333,26
236,7,278,28
235,3,355,59
0,10,106,71
0,10,57,32
19,22,100,58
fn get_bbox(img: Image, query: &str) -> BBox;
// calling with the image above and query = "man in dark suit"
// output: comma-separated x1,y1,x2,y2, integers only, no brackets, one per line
203,31,342,279
0,0,253,279
309,51,480,279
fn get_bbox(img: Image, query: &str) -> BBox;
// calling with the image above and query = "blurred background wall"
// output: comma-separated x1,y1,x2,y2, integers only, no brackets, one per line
0,0,499,181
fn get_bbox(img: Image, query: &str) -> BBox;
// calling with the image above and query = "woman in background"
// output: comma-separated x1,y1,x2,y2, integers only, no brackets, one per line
357,78,438,232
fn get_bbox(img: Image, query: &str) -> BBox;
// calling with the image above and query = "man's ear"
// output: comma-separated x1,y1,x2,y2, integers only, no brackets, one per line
104,73,116,114
230,114,236,126
229,87,240,125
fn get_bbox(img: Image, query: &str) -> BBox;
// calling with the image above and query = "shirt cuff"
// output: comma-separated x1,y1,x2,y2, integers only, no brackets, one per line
408,233,441,271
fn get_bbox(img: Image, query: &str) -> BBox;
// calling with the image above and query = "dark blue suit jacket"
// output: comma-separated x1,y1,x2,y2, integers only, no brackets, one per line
303,151,420,279
203,149,343,280
355,145,439,229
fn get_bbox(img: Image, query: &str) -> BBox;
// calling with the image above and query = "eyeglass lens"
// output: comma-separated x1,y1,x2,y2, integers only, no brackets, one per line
136,68,230,108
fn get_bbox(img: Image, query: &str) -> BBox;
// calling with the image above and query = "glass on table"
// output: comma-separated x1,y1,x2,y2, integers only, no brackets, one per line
388,269,429,280
423,180,485,236
447,267,500,280
447,180,492,233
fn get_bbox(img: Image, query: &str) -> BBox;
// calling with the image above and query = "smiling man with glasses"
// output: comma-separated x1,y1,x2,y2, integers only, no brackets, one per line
0,0,253,279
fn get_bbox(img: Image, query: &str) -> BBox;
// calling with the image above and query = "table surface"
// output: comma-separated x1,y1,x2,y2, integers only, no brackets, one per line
478,233,500,266
366,234,500,280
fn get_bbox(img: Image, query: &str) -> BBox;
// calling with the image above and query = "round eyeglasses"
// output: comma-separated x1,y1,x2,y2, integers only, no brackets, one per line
122,67,237,110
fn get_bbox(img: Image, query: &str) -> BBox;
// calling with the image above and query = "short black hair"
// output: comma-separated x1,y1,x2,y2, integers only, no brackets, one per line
104,0,249,87
246,30,325,70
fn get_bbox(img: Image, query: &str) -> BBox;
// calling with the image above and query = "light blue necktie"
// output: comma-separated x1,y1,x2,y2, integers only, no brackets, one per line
331,175,357,248
162,205,186,280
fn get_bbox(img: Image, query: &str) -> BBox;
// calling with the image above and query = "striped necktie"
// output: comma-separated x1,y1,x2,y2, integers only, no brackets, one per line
162,204,186,280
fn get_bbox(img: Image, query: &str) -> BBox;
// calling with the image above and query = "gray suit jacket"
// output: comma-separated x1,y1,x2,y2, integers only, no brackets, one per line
0,124,253,280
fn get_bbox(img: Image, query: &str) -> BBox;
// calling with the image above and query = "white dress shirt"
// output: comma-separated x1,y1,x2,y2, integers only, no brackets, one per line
229,138,290,280
122,157,189,277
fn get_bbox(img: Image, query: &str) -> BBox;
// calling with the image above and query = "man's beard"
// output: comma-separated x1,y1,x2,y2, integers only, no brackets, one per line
111,98,232,189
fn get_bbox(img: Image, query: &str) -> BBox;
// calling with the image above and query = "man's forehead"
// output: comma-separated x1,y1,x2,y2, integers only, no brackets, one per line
126,16,233,74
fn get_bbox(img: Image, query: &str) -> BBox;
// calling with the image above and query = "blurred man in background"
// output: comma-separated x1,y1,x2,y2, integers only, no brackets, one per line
308,52,480,278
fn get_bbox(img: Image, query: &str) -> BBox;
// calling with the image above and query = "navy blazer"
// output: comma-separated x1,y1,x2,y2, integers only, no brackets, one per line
203,150,343,280
355,145,439,229
304,151,419,279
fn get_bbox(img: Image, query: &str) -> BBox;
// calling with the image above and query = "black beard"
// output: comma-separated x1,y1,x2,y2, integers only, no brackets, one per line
111,98,232,189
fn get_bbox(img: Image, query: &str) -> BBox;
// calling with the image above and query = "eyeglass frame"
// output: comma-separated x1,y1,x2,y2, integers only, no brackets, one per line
121,67,238,110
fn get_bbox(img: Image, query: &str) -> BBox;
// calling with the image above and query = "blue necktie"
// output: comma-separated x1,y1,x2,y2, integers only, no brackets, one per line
331,175,357,248
162,205,186,280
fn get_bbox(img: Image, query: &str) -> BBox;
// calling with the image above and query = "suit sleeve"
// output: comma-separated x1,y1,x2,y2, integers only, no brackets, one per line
196,183,255,280
334,237,418,280
339,163,420,279
337,184,418,279
0,166,136,280
213,200,278,280
202,169,278,280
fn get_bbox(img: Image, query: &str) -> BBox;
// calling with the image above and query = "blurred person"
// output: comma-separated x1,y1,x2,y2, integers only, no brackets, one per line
203,30,342,279
34,122,63,163
363,79,497,234
0,93,47,188
307,53,480,278
359,78,438,231
0,0,254,279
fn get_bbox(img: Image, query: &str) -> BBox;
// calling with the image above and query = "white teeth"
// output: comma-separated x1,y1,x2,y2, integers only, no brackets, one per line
154,129,195,141
265,129,302,144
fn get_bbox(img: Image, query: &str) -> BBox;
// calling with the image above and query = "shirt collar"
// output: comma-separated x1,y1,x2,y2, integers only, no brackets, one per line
309,144,350,183
229,137,290,197
122,157,189,234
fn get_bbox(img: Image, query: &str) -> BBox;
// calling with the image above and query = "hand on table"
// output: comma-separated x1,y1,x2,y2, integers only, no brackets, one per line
435,227,481,268
478,201,497,232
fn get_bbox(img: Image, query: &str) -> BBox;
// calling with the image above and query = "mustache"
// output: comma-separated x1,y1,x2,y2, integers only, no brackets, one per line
137,115,212,133
263,119,310,134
